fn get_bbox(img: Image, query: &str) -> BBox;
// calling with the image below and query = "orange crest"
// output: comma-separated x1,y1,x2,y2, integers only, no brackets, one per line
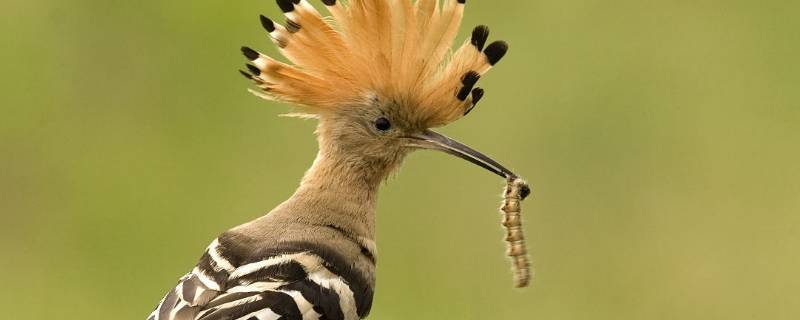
241,0,508,127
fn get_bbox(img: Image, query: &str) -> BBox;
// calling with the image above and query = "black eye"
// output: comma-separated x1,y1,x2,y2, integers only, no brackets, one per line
374,117,391,131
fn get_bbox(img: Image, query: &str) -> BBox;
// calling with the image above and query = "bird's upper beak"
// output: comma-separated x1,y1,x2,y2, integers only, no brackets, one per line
404,129,519,179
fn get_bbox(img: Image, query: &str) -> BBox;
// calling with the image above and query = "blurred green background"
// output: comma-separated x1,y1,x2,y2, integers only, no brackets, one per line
2,0,799,319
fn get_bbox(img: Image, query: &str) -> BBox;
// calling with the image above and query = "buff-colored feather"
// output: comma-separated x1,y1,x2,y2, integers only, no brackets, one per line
240,0,508,127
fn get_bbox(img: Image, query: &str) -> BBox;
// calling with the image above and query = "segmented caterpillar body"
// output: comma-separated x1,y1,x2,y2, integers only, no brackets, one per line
502,177,532,288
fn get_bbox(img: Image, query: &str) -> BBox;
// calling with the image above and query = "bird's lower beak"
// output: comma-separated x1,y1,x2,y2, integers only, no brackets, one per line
404,129,519,179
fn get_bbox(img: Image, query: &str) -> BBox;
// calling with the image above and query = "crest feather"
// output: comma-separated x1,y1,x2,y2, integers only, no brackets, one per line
241,0,508,127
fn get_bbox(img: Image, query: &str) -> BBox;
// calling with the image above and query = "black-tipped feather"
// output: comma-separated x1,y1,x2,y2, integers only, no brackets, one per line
286,19,302,33
246,64,261,76
464,106,475,115
239,70,253,80
456,87,471,101
471,26,490,51
461,71,481,87
241,46,259,61
457,71,481,100
276,0,295,13
465,87,484,114
484,41,508,65
260,15,276,33
471,87,484,105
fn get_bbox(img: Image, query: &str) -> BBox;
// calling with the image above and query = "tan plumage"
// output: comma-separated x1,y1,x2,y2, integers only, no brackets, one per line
241,0,507,127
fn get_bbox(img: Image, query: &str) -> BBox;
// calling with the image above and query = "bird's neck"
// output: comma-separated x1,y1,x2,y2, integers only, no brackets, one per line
286,145,392,241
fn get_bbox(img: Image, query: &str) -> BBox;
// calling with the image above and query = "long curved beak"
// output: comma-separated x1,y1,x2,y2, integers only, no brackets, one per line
404,129,519,179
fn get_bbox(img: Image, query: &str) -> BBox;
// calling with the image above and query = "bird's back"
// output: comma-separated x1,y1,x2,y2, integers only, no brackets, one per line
148,211,376,320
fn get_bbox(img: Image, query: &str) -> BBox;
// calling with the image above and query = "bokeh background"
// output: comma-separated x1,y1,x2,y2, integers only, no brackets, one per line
2,0,799,319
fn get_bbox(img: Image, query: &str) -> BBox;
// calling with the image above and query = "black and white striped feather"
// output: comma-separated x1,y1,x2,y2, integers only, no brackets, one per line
149,234,373,320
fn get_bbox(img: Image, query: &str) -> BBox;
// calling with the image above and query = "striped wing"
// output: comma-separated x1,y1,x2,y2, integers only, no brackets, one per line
149,238,371,320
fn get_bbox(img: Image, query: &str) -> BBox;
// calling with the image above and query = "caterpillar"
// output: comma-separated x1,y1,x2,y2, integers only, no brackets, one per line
501,177,532,288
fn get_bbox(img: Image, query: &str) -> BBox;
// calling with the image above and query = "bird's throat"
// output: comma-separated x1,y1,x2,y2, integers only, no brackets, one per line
287,146,397,241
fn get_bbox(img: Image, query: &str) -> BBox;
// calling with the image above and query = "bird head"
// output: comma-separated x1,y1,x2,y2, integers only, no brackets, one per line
241,0,519,179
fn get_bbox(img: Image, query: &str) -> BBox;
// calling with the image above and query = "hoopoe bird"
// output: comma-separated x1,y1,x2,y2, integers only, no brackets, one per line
149,0,525,319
